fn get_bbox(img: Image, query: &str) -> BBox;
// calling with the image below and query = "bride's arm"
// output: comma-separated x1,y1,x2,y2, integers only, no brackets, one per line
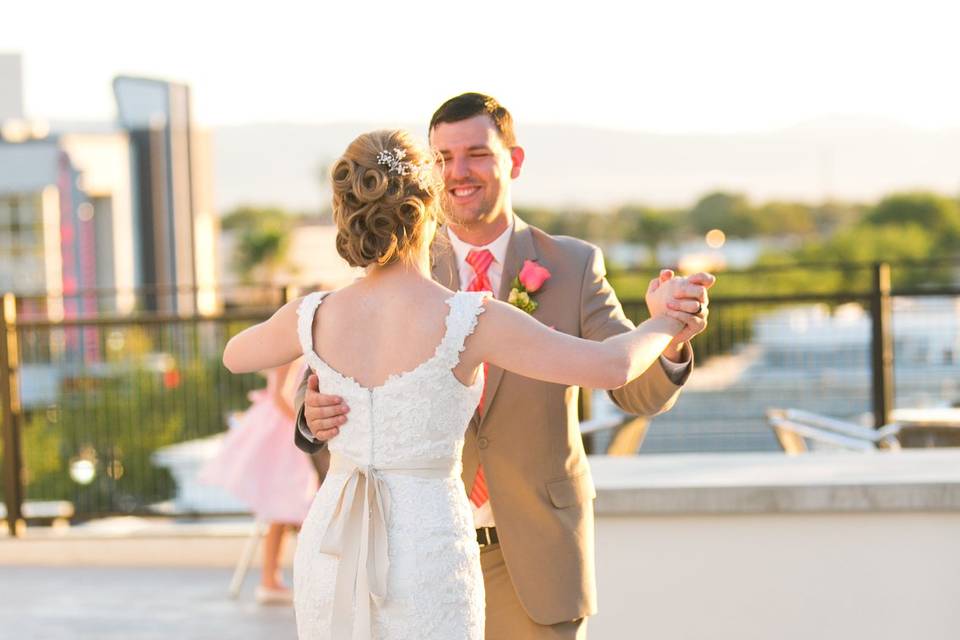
223,298,303,374
468,287,685,390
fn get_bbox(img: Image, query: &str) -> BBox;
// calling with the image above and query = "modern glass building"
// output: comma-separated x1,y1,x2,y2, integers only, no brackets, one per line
114,76,218,315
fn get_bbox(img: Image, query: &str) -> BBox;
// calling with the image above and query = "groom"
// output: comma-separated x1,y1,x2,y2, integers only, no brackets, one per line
295,93,714,638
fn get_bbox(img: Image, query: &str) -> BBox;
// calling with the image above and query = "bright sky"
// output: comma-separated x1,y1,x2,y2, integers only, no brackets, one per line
3,0,959,133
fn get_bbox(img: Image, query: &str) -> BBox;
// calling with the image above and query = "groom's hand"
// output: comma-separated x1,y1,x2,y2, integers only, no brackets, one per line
304,374,350,442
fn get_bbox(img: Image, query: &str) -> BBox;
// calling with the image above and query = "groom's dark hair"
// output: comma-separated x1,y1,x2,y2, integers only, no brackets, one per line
429,93,516,147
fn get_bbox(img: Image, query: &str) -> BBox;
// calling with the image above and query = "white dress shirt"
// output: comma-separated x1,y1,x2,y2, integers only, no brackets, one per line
445,223,513,295
446,224,513,528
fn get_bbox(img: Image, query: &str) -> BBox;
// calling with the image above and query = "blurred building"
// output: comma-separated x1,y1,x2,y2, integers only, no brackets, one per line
0,52,23,120
0,55,219,325
0,132,132,362
113,76,218,316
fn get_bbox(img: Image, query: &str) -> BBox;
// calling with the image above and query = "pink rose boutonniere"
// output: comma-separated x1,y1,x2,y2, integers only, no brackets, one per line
508,260,551,314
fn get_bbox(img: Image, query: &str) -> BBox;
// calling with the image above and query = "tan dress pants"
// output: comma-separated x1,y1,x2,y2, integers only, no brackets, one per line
480,543,587,640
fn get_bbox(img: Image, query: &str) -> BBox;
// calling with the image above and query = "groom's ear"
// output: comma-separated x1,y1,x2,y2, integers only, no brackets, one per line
509,146,525,179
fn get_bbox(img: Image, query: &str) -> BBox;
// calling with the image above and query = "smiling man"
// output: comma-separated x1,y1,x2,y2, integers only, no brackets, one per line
433,101,523,245
295,93,715,639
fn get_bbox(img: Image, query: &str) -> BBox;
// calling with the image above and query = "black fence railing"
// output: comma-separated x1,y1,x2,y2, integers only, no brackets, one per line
2,261,959,533
0,302,280,533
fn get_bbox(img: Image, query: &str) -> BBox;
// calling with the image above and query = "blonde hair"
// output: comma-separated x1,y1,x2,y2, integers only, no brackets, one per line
331,129,443,268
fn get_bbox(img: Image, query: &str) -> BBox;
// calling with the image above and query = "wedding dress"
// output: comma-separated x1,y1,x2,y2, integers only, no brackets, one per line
293,290,487,639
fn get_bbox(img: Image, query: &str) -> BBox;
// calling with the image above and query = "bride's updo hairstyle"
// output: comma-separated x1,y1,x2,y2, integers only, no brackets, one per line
331,129,443,268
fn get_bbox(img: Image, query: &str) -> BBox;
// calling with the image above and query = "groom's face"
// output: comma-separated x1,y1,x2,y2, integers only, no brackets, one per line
430,115,522,228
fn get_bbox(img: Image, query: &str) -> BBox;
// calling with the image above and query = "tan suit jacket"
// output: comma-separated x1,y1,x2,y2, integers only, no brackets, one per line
295,217,688,625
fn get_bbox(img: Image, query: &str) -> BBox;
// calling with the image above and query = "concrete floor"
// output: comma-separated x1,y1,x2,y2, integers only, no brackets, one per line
0,566,298,639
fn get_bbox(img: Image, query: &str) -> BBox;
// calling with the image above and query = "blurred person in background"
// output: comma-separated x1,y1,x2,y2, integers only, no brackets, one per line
200,360,319,605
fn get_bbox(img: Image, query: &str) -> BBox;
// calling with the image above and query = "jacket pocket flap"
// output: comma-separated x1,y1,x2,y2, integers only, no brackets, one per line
546,472,597,509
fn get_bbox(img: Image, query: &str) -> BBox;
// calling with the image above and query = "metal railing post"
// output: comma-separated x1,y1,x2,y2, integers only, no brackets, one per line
869,263,894,429
0,293,25,536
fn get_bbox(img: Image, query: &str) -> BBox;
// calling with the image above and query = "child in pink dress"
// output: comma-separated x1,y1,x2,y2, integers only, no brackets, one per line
200,359,318,603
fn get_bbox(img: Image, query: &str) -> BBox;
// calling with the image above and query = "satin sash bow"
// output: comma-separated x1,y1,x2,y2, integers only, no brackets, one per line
320,453,458,639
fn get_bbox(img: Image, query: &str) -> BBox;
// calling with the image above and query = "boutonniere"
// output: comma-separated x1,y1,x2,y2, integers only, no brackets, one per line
508,260,551,314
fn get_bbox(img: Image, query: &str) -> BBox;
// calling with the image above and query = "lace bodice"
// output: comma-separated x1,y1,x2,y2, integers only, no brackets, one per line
296,289,487,468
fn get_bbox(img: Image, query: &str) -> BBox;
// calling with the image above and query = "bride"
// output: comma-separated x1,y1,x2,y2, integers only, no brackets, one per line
223,129,688,639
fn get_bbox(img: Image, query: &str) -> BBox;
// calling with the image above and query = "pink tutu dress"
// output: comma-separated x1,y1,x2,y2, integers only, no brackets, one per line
200,366,318,524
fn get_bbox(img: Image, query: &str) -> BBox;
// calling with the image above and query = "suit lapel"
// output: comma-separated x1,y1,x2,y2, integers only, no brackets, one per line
430,229,460,290
481,217,538,427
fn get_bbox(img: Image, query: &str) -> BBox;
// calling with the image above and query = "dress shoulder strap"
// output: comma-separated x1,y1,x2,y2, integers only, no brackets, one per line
296,291,329,359
436,290,489,369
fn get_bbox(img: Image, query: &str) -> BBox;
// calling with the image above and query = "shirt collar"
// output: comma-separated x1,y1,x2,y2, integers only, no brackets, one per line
446,219,514,267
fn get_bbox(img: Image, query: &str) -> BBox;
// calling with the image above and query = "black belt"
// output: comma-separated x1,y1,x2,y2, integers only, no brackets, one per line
476,526,498,548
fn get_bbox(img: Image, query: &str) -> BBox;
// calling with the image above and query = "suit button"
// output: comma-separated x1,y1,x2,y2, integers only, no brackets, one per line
478,437,489,449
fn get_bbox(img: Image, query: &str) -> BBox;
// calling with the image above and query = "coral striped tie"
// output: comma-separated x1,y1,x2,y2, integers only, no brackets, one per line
465,249,494,293
465,249,493,507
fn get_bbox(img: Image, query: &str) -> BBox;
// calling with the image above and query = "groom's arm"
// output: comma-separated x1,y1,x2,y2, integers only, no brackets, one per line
579,246,692,417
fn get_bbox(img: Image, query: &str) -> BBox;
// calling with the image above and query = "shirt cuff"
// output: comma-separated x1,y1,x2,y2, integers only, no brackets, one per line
659,353,691,385
298,421,317,443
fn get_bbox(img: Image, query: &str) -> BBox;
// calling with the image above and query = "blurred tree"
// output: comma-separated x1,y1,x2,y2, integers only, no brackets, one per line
810,224,933,263
221,205,291,231
791,223,939,290
863,192,960,250
235,227,290,283
616,205,683,266
811,200,865,236
688,192,758,237
753,201,817,236
222,206,294,284
515,207,611,241
514,206,560,234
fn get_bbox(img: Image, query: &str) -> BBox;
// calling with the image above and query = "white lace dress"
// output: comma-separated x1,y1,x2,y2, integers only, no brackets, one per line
293,290,487,640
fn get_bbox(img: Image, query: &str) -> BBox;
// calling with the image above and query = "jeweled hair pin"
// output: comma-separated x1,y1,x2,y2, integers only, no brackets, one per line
376,148,435,190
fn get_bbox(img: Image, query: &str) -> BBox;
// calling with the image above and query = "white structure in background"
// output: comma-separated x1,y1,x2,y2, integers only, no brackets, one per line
151,430,248,514
276,223,362,288
606,235,800,271
589,450,960,640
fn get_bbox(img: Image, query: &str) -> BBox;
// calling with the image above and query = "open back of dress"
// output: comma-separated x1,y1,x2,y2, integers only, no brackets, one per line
293,290,488,640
